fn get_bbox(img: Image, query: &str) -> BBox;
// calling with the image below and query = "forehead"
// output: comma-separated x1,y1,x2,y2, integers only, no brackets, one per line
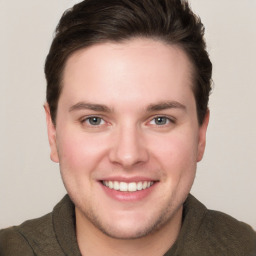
61,38,194,108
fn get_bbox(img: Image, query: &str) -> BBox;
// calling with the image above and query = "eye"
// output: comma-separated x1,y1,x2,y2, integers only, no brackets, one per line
149,116,172,126
84,116,105,126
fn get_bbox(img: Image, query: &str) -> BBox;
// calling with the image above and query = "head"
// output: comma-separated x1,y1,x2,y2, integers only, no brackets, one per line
45,0,212,126
44,0,212,242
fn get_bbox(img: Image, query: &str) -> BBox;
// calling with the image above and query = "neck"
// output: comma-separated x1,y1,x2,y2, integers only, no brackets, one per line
75,206,182,256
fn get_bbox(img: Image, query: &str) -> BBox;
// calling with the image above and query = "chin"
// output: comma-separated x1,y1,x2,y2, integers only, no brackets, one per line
90,208,174,240
97,223,156,240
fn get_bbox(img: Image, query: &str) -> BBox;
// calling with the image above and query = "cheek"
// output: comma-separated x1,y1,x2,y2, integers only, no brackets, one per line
55,130,111,199
161,134,198,197
56,129,108,173
150,130,199,175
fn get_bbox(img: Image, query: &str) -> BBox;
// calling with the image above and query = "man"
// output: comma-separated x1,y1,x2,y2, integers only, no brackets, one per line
0,0,255,255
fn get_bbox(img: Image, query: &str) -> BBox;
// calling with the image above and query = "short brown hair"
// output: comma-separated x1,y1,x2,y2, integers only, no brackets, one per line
45,0,212,125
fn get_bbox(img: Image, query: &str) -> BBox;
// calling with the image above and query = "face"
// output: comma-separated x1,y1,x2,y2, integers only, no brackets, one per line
45,38,209,239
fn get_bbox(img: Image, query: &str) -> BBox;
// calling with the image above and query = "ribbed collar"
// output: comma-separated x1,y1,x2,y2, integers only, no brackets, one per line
164,194,207,255
53,195,82,256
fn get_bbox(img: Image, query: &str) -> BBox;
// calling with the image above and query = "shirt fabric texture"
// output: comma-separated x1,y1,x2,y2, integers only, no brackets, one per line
0,194,255,256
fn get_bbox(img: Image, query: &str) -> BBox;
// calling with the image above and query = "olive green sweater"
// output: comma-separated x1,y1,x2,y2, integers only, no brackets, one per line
0,194,255,255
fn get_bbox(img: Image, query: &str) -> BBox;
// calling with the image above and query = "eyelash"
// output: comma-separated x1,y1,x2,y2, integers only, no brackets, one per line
81,116,106,126
148,116,175,126
80,115,175,127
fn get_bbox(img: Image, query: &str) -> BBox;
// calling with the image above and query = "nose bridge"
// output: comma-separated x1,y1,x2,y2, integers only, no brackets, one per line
109,121,148,167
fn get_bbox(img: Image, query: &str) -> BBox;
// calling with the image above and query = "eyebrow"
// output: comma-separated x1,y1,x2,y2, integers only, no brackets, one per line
69,101,186,113
69,102,112,113
146,101,186,112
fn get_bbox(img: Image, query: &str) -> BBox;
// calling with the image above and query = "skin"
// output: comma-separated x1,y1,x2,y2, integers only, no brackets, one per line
45,38,209,256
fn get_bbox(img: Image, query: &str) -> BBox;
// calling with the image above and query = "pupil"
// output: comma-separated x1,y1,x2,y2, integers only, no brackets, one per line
89,117,100,125
156,117,166,125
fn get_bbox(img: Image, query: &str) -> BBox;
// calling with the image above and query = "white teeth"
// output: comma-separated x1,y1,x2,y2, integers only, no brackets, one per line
128,182,137,192
113,181,119,190
137,182,143,191
103,181,154,192
109,181,114,189
143,181,148,189
120,182,128,191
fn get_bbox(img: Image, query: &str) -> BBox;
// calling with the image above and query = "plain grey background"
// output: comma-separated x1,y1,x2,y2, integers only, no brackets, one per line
0,0,255,229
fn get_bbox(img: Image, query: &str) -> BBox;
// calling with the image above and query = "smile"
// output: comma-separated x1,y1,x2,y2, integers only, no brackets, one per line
102,181,154,192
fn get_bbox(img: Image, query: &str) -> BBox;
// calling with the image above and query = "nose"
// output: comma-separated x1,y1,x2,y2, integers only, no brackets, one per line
109,125,149,168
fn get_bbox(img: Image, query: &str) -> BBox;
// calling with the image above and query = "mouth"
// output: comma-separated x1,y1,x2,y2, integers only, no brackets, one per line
101,180,155,192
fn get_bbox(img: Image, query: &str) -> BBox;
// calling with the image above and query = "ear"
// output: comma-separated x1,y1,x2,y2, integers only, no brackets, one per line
197,110,210,162
44,103,59,163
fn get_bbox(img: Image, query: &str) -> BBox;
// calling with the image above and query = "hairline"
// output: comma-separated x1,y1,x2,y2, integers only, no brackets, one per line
53,36,198,124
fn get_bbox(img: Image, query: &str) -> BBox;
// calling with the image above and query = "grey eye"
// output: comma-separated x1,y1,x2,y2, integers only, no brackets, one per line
154,117,168,125
87,117,103,125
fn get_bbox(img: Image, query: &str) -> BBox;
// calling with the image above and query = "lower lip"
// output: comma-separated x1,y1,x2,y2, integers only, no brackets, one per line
100,182,157,201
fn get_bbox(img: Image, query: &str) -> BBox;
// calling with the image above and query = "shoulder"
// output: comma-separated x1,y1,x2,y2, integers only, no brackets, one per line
187,196,256,255
204,209,256,240
0,226,35,255
0,212,62,255
204,208,255,236
0,196,75,256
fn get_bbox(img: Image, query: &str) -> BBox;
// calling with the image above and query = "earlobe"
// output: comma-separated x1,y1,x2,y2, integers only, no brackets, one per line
197,110,210,162
44,103,59,163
